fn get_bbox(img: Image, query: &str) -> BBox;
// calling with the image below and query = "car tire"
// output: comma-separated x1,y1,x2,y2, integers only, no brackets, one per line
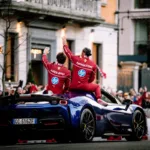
75,108,95,142
125,110,146,141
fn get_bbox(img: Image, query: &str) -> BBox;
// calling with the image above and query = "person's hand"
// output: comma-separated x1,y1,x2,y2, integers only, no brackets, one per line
101,72,106,78
43,47,50,55
139,87,144,93
144,86,147,92
62,36,67,45
103,72,107,78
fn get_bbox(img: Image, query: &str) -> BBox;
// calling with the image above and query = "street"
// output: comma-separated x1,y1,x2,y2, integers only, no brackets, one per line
1,141,150,150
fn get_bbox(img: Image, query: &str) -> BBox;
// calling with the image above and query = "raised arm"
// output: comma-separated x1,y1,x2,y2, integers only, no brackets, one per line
62,36,74,60
42,47,51,70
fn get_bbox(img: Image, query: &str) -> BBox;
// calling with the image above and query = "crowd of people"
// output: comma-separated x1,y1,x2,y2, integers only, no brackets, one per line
105,86,150,108
0,82,43,97
0,81,150,109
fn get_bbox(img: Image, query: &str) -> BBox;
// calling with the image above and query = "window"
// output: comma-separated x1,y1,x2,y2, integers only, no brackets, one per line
92,43,102,83
135,0,150,9
30,44,51,85
5,33,18,82
134,20,150,55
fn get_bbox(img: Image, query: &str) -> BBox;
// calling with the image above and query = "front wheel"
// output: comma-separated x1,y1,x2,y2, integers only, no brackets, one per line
79,109,95,142
125,110,146,141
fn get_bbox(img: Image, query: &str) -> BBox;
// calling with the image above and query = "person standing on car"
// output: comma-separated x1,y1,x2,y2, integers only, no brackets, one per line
62,37,107,106
42,47,71,94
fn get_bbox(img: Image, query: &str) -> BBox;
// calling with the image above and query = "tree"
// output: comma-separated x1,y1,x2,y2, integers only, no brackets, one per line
0,1,26,95
26,63,36,84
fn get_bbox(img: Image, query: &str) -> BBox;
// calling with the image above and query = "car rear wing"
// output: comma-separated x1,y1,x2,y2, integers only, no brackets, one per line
0,94,66,106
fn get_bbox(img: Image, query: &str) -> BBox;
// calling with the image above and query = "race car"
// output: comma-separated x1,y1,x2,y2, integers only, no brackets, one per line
0,89,147,144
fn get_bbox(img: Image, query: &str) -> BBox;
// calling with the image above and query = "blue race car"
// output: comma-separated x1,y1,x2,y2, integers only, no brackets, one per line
0,89,147,144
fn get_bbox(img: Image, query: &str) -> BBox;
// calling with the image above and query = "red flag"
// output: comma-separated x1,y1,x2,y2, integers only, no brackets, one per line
96,65,107,79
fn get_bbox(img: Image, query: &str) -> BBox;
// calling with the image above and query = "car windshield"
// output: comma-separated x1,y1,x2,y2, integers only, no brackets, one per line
101,89,122,104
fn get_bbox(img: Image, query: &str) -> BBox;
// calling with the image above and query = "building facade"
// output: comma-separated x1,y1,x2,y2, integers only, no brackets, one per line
0,0,118,90
118,0,150,92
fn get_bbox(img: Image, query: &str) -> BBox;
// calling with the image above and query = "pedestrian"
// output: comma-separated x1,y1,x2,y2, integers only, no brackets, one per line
42,47,71,94
116,90,124,103
62,37,107,106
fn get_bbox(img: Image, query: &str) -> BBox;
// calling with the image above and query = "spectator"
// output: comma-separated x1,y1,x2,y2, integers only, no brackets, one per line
124,92,131,100
122,92,132,105
142,92,150,108
133,87,147,106
30,84,38,93
116,90,124,103
10,88,15,96
5,87,11,96
139,87,144,95
17,87,23,94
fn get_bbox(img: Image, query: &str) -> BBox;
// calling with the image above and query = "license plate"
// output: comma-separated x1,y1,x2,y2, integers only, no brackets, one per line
12,118,37,125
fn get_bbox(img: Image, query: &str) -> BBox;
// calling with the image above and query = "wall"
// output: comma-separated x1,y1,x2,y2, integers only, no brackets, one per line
101,0,117,24
119,0,150,55
0,21,117,90
0,19,4,90
0,19,28,88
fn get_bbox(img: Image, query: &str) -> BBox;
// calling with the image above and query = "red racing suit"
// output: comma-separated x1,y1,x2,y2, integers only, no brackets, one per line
63,45,101,99
42,54,71,94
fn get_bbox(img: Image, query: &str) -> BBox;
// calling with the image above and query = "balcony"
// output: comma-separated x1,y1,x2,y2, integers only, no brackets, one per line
0,0,104,26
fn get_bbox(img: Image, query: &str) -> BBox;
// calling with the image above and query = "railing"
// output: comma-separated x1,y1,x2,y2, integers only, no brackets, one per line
12,0,99,18
47,0,71,8
75,0,97,13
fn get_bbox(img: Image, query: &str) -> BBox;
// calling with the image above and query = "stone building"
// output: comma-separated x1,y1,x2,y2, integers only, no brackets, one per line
118,0,150,92
0,0,118,90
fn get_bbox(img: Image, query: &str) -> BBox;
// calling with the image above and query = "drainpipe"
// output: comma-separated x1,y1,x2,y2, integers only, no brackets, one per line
117,0,120,58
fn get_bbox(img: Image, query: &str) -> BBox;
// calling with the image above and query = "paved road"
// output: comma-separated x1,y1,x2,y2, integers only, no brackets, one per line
1,141,150,150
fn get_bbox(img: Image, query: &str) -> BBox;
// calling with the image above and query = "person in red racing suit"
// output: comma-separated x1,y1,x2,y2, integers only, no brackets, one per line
42,47,71,94
62,37,107,106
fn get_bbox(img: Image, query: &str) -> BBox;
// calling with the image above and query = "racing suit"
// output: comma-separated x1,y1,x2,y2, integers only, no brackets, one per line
42,54,71,94
63,45,101,99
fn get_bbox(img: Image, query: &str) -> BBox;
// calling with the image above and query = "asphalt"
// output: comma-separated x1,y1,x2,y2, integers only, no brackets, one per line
0,140,150,150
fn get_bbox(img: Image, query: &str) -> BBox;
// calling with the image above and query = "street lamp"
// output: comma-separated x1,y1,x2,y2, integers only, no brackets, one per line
30,48,42,59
